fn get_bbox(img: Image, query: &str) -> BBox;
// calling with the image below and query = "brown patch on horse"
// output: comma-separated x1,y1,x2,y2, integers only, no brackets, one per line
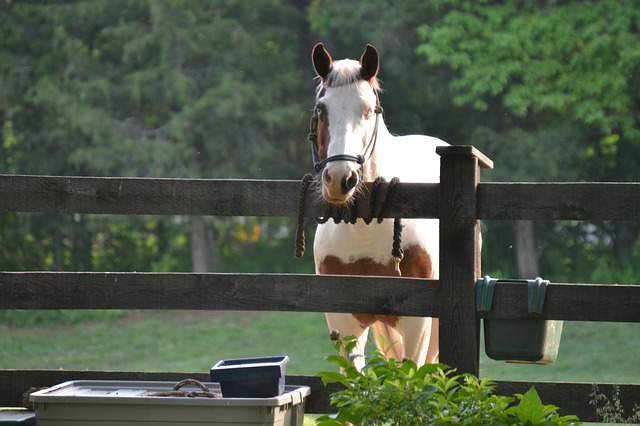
317,244,433,278
318,244,433,329
351,313,399,329
315,105,329,162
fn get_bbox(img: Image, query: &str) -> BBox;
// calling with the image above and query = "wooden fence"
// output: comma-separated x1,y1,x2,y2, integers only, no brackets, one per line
1,145,639,422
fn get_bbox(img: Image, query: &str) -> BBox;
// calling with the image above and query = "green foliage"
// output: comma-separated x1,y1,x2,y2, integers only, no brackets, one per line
417,0,640,142
0,0,308,179
316,336,580,426
590,385,640,424
414,0,640,279
0,1,312,281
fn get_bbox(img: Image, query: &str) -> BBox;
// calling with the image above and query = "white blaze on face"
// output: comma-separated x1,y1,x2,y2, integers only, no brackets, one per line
319,79,378,204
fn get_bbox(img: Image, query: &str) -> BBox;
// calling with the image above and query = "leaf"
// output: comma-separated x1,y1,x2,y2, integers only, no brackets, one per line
513,387,548,423
326,354,351,370
318,371,349,386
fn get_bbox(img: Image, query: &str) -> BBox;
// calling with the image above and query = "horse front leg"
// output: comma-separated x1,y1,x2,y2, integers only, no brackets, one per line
325,312,370,371
395,316,435,365
425,318,439,364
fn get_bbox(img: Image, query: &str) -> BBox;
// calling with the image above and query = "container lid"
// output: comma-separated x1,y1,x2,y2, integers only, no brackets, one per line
29,381,309,408
211,355,289,370
211,356,289,383
0,409,36,423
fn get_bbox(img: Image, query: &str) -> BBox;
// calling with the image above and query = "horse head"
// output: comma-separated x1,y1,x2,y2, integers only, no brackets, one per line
310,43,384,205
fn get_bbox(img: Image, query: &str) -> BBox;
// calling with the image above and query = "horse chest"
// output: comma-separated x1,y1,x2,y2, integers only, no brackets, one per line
317,243,433,278
316,235,434,330
314,218,438,271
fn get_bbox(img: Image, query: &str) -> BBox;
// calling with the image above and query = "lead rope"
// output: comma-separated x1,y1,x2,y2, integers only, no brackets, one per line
294,173,315,258
150,379,219,398
294,175,404,276
367,176,404,275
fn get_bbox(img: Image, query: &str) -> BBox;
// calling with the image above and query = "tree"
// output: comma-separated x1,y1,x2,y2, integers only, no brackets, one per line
416,0,640,280
0,0,313,273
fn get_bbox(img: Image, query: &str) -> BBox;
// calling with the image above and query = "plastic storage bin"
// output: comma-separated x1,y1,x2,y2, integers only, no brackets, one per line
0,410,36,425
211,356,289,398
30,380,310,426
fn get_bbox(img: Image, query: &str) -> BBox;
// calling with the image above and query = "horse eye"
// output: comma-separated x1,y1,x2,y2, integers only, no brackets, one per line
365,107,375,118
315,104,326,117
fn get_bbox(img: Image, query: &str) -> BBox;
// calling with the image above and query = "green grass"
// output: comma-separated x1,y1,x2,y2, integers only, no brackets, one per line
3,312,639,383
2,312,639,425
0,311,330,374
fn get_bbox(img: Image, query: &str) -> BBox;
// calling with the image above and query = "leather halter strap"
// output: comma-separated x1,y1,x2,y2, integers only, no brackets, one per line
308,98,383,174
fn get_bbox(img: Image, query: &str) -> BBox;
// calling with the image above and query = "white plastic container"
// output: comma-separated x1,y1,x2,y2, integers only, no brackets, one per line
30,380,310,426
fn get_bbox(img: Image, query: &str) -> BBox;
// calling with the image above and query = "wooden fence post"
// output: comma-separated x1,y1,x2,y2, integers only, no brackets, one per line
437,146,493,376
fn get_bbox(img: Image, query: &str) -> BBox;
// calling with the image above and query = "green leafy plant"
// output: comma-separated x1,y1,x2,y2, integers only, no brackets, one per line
316,335,580,425
590,384,640,424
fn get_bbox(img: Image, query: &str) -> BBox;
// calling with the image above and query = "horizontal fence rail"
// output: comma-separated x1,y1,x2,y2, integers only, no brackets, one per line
0,175,439,219
4,175,640,221
2,273,639,322
476,281,640,322
0,272,439,317
478,182,640,221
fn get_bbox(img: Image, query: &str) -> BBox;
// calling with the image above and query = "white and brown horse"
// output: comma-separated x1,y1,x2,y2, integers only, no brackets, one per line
310,43,448,369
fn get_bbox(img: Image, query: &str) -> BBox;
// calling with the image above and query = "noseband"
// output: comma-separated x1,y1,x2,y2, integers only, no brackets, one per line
308,97,383,174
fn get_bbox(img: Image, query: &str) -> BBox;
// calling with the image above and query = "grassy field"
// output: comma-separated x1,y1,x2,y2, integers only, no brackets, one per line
2,310,639,382
0,311,330,374
2,310,639,424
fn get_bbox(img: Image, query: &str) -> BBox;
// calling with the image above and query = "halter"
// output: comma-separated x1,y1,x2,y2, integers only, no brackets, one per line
308,96,383,174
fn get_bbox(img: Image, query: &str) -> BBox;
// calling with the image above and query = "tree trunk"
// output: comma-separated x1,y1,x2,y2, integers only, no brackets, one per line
190,216,216,272
514,220,539,278
613,222,638,259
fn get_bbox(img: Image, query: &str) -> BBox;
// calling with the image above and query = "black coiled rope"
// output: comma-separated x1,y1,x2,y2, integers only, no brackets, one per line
294,174,404,274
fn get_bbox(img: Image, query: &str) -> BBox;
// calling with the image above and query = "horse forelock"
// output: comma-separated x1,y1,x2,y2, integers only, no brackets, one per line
315,59,380,100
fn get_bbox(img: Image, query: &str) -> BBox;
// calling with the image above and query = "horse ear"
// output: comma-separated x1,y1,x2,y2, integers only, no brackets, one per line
312,43,333,80
360,44,379,81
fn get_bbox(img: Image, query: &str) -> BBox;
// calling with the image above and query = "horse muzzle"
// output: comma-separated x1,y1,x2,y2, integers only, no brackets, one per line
321,167,359,204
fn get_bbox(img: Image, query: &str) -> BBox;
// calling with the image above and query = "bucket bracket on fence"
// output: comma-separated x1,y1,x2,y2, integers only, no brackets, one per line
476,275,562,364
476,276,550,313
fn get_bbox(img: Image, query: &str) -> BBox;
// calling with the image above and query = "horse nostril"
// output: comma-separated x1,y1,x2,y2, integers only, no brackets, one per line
322,168,332,184
340,172,358,194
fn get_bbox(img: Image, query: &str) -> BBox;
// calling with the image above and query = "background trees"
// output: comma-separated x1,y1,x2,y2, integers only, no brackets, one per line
1,0,638,284
415,0,640,281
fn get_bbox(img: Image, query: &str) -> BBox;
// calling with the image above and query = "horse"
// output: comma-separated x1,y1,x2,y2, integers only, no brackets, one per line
309,43,449,369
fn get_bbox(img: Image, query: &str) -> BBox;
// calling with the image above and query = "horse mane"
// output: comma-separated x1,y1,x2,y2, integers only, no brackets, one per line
315,59,381,100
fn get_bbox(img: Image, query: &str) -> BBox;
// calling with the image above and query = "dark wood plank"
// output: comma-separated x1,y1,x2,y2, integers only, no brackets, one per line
0,272,439,317
437,147,484,375
478,182,640,221
477,281,640,322
3,273,637,322
0,175,439,219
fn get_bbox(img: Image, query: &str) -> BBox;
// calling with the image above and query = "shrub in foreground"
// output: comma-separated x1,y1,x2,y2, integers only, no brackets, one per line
316,336,580,425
